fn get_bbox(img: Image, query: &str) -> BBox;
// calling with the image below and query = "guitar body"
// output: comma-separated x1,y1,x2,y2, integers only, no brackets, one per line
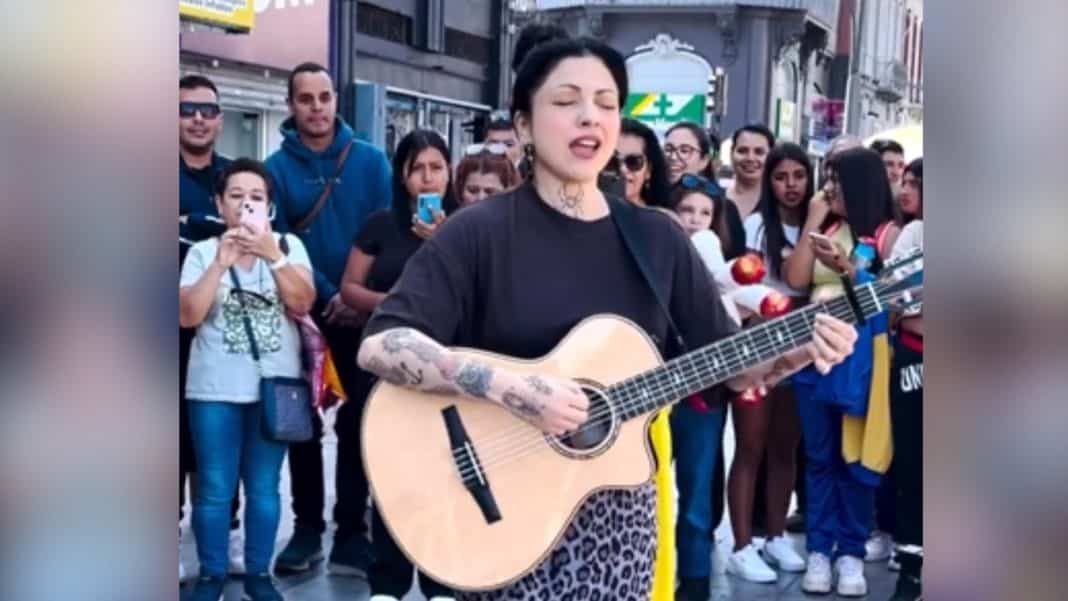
361,315,664,591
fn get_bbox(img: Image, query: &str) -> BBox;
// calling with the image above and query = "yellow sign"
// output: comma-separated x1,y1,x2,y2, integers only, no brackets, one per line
179,0,255,33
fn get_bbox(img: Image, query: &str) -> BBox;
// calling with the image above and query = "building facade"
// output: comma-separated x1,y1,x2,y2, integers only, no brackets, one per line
180,0,507,160
524,0,839,156
846,0,920,137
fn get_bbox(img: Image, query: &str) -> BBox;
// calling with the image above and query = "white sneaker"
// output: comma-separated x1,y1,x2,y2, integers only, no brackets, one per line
801,552,832,594
726,543,777,583
428,598,456,601
835,555,868,597
228,528,246,575
865,530,893,562
368,597,401,601
762,535,806,572
179,528,192,584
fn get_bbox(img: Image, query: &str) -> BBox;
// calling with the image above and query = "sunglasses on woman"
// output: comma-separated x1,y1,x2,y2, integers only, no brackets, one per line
618,153,647,172
677,173,724,198
179,101,221,119
464,143,509,157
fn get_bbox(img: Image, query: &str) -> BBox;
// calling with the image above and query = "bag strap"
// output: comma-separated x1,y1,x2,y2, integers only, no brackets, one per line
292,140,354,233
228,266,263,371
608,198,689,355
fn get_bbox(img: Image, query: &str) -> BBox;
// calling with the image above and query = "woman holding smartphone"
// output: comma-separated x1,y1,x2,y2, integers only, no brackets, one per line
338,129,459,601
179,158,316,601
783,147,900,597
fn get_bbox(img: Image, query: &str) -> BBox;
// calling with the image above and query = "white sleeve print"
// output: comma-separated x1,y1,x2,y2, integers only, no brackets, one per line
743,213,765,254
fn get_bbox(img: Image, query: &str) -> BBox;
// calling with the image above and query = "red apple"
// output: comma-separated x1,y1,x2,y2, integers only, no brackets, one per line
759,291,792,317
737,388,765,405
731,254,766,284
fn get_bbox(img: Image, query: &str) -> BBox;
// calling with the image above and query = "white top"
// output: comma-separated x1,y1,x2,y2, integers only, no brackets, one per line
180,233,313,403
690,229,726,273
743,213,805,296
890,220,923,317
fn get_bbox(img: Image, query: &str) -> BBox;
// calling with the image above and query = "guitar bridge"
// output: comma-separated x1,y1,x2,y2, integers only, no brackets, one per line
442,405,501,524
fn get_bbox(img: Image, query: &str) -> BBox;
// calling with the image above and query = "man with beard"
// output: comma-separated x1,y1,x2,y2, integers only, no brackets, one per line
266,62,391,578
178,74,245,581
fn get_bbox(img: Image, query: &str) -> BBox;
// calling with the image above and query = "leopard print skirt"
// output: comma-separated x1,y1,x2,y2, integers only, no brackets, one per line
457,483,657,601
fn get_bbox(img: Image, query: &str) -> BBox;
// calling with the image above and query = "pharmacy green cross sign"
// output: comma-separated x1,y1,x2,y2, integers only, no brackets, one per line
624,93,705,131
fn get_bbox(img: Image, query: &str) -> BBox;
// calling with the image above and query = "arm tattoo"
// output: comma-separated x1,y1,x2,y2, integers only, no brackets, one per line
524,375,553,395
381,329,443,362
455,362,493,398
366,356,419,387
501,389,543,420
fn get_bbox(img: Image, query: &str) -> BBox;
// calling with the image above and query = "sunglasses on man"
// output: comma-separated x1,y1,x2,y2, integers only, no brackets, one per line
677,173,724,198
180,101,222,119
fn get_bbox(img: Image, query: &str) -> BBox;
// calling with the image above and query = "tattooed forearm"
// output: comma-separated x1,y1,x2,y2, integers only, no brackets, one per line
501,389,544,420
524,375,552,395
366,356,419,387
455,362,493,398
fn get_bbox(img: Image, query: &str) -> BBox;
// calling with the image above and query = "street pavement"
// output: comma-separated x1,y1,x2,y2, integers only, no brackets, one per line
180,408,899,600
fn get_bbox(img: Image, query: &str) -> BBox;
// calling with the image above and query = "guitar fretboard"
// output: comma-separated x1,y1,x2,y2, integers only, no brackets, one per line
611,280,886,422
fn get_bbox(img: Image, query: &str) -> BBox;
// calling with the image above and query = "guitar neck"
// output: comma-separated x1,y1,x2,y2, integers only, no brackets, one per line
613,280,885,421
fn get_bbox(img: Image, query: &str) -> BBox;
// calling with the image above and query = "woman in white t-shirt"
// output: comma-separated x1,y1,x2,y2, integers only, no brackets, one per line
179,158,315,601
726,143,814,582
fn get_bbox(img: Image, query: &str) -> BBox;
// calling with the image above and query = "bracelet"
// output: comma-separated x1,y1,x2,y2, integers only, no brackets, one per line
269,255,289,271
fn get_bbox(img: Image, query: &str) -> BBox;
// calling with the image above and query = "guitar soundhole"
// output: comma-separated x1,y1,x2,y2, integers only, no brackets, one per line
548,381,617,459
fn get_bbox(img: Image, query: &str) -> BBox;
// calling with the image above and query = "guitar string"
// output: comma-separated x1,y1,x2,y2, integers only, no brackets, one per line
446,252,920,466
451,290,881,482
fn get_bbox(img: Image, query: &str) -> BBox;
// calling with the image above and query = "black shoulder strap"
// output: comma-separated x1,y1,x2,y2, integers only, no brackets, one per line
608,198,689,354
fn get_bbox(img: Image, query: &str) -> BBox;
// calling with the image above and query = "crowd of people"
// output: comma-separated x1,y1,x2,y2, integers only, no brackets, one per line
179,24,922,601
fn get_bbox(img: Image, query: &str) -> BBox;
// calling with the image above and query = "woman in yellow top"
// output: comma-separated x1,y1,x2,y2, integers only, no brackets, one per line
783,147,901,597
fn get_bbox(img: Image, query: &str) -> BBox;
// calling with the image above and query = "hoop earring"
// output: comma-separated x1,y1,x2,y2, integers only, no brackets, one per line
522,143,535,180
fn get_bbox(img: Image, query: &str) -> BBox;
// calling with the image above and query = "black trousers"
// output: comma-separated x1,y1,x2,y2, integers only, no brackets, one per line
181,326,240,527
286,323,370,543
890,336,923,547
369,505,453,597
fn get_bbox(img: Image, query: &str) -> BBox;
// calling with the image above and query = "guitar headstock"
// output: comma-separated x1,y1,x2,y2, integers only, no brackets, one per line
875,248,923,314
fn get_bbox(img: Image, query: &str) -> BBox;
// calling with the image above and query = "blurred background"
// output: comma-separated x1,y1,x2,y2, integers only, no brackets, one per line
0,1,1066,599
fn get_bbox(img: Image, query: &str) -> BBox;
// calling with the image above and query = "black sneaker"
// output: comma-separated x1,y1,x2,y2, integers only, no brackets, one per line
188,575,227,601
273,525,323,573
675,576,710,601
243,573,284,601
888,572,922,601
327,535,374,577
785,511,806,534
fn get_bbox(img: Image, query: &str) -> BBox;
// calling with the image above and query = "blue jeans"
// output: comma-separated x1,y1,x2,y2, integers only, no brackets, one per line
188,400,288,576
671,402,725,578
794,380,874,559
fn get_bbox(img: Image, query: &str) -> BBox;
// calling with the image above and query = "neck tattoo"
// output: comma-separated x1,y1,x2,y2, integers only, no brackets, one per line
552,183,584,218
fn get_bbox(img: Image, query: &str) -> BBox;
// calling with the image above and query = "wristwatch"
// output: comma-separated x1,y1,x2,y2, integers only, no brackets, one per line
269,255,289,271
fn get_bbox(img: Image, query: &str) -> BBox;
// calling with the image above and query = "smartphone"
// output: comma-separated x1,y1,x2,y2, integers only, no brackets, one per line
808,232,835,248
417,193,442,224
239,200,270,234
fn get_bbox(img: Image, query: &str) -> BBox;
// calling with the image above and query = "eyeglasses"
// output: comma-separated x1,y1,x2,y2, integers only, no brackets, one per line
464,143,509,157
618,153,647,173
677,173,723,198
663,143,700,161
179,101,221,119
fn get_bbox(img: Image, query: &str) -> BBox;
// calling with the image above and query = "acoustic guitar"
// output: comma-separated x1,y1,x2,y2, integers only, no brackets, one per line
362,250,923,591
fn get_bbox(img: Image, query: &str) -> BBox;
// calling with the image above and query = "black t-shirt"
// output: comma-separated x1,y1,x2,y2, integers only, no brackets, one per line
364,183,737,383
354,209,424,294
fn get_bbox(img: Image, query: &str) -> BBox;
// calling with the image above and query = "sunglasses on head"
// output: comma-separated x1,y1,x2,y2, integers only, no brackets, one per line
180,101,221,119
465,143,509,157
618,153,647,172
678,173,723,198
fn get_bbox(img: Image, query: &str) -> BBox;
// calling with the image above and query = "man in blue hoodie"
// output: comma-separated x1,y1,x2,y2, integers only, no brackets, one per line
265,62,391,577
